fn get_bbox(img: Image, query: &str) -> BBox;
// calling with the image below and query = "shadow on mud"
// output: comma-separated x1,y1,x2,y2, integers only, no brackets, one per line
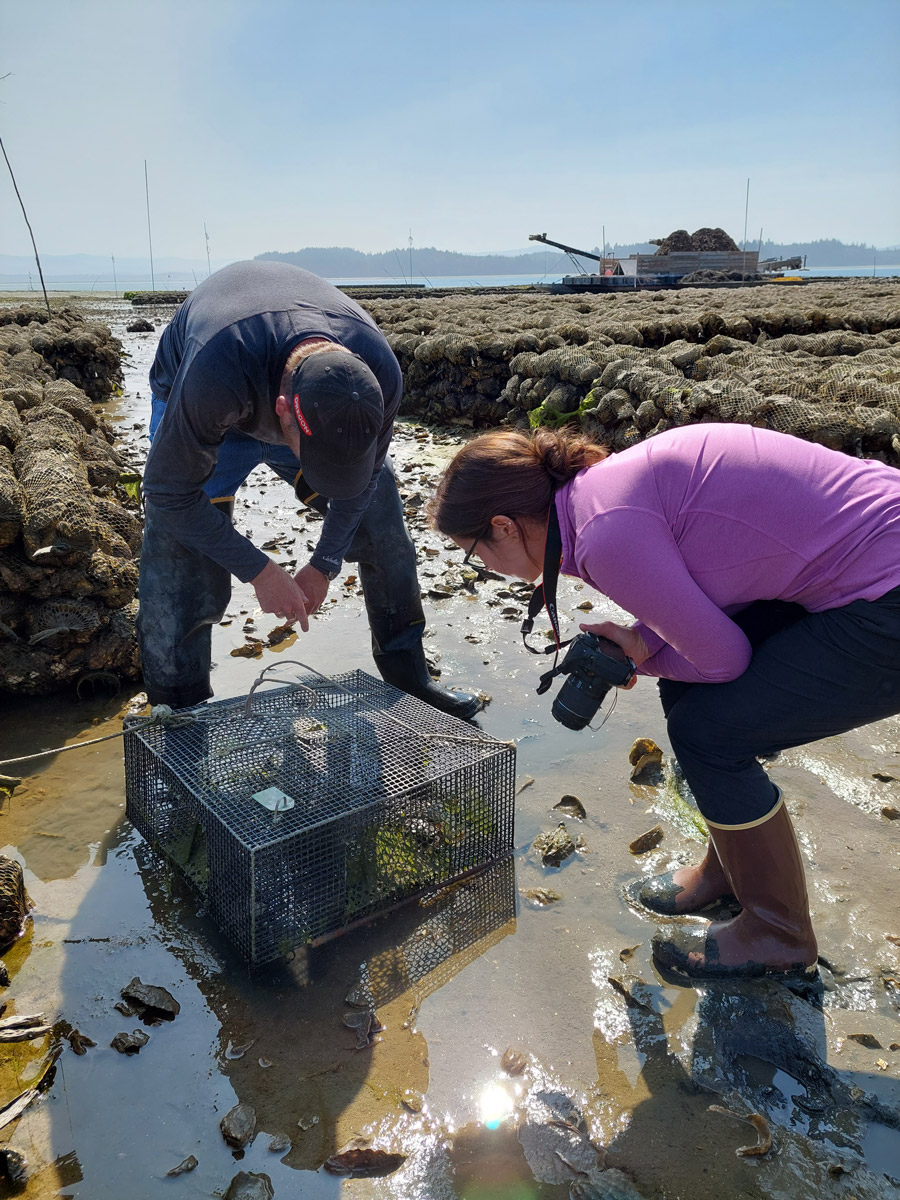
596,964,900,1198
0,687,135,881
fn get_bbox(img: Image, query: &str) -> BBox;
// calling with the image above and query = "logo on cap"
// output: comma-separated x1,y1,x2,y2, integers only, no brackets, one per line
292,394,312,437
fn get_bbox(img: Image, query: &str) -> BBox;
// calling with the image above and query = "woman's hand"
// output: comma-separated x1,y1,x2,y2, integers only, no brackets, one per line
579,620,650,689
251,559,311,631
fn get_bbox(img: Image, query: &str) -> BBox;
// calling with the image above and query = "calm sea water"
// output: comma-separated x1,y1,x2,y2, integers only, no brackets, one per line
1,267,897,294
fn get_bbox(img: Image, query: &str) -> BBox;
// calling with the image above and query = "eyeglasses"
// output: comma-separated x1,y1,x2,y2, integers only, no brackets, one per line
461,533,490,581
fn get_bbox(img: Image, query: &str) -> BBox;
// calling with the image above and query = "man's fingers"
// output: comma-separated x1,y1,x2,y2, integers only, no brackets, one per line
295,586,311,631
251,564,312,632
284,607,308,632
276,583,308,631
288,597,310,633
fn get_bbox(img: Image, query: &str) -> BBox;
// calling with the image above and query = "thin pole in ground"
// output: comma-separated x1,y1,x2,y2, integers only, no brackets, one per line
0,133,51,318
145,159,156,291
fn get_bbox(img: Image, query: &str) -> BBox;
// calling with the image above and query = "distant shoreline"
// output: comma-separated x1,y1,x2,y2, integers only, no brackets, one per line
1,266,899,300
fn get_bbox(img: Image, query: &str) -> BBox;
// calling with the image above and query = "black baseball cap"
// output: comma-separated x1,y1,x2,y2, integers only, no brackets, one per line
289,351,384,498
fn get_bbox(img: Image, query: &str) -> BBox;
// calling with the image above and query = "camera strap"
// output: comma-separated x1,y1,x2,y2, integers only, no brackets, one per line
521,502,573,668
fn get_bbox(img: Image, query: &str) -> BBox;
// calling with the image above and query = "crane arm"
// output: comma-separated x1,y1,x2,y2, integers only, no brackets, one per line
528,233,603,263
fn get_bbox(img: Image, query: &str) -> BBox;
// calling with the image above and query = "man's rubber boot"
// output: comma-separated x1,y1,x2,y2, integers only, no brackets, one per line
365,600,484,721
137,498,233,709
652,793,818,980
637,840,736,916
343,459,484,721
373,636,484,721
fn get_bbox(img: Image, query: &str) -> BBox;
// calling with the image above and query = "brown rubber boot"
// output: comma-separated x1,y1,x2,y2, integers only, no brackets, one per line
637,840,736,915
652,795,818,979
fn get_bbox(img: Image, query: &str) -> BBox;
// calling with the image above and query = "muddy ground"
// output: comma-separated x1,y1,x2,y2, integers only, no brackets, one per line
0,294,897,1199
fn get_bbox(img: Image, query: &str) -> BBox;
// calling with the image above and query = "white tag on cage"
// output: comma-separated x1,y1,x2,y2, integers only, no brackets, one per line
251,786,295,812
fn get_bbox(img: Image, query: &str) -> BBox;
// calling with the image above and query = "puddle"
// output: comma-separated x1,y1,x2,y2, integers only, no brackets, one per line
862,1122,900,1186
0,298,898,1198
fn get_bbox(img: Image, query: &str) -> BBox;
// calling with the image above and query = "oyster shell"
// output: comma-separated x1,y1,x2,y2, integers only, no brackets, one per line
533,823,577,867
220,1102,257,1150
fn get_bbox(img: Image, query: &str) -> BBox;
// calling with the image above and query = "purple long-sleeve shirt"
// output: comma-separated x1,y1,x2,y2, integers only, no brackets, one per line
556,424,900,684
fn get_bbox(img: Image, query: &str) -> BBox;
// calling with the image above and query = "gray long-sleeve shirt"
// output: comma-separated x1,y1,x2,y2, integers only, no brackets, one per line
144,260,403,582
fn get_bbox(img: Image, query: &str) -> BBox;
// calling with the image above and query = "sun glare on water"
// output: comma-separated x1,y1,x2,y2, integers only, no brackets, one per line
479,1082,515,1130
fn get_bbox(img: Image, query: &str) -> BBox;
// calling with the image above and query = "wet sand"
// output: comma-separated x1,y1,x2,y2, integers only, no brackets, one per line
0,296,898,1199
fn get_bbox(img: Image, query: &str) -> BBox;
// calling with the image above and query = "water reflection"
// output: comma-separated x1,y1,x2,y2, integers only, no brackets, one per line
131,847,516,1175
354,855,516,1010
479,1082,516,1130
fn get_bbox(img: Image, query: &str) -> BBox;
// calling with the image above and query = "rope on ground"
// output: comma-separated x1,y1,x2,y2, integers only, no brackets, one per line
0,705,199,768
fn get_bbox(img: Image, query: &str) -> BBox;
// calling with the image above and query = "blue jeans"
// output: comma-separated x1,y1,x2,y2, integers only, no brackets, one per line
138,399,427,707
147,397,307,501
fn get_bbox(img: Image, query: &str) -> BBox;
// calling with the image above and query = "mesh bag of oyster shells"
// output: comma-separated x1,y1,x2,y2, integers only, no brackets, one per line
0,599,140,696
576,357,900,462
0,321,142,694
357,280,900,434
6,390,132,564
0,446,25,548
0,306,124,401
124,672,515,965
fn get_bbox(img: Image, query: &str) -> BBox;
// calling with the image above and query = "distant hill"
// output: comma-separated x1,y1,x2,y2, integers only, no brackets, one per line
255,246,568,279
0,254,232,290
256,238,897,277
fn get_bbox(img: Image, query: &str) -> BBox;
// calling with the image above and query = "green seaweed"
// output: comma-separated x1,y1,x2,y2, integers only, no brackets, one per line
343,789,498,921
376,826,450,889
344,823,447,919
577,387,602,418
117,471,143,505
529,384,604,431
527,401,577,430
653,761,709,842
162,822,209,891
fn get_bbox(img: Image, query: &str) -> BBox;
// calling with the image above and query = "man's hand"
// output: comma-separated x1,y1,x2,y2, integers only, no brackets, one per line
251,559,311,632
294,563,331,615
579,620,650,689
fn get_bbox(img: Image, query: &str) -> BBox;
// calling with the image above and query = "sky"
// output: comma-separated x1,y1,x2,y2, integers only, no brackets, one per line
2,0,899,263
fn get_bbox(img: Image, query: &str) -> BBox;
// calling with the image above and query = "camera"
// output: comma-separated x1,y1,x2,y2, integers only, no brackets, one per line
538,632,636,731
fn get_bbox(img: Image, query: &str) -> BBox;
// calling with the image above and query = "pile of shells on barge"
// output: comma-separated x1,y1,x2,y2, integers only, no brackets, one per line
0,307,142,696
359,279,900,463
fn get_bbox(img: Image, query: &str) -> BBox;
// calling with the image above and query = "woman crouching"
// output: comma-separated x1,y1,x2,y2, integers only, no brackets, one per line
428,422,900,981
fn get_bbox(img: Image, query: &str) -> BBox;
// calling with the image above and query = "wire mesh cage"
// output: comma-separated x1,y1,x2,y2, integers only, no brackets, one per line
124,670,516,965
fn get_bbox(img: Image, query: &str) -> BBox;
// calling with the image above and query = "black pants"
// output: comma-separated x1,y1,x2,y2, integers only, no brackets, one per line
658,589,900,826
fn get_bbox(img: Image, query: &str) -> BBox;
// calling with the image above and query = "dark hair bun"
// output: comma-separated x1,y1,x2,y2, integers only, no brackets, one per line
532,428,606,482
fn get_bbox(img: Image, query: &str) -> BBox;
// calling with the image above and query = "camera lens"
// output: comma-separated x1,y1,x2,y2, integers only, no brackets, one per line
551,677,610,731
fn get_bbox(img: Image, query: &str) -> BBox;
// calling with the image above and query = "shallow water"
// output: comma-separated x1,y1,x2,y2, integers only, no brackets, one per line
0,300,898,1198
